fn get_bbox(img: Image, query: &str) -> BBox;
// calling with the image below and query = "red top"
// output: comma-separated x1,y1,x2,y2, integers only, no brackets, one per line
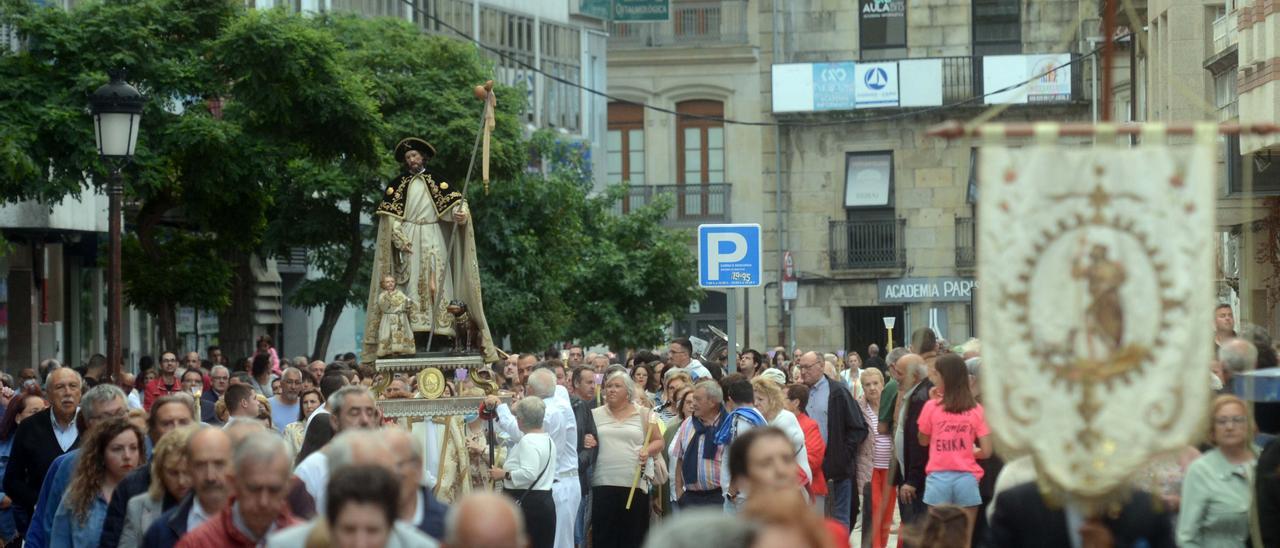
825,518,852,548
175,499,298,548
143,377,182,412
796,411,828,497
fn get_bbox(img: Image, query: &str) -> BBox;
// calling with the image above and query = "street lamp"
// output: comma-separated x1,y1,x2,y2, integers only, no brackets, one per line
882,316,896,352
89,70,144,386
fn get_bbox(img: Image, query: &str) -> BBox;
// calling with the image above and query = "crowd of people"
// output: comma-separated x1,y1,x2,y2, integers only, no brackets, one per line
0,309,1272,547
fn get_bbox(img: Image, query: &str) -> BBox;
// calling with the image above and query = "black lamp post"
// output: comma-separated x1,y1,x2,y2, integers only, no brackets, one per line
89,70,143,386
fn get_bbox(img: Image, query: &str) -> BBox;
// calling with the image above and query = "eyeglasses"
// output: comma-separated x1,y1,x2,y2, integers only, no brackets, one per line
1215,416,1248,426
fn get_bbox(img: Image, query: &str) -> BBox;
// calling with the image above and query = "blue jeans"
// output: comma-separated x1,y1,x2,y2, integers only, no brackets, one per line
575,491,590,546
831,478,853,529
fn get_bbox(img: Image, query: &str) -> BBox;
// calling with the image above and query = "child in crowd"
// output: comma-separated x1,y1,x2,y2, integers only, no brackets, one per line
917,354,992,536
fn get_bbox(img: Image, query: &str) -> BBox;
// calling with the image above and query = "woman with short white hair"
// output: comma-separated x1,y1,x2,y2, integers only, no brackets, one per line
489,396,555,548
591,372,663,548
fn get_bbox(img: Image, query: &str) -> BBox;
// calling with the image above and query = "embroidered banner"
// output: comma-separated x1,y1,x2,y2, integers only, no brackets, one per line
977,124,1216,498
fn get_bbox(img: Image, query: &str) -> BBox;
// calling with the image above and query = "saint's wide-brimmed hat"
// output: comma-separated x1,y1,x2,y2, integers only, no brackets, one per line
394,137,436,163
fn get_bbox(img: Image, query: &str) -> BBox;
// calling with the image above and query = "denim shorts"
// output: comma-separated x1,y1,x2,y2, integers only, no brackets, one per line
922,471,982,507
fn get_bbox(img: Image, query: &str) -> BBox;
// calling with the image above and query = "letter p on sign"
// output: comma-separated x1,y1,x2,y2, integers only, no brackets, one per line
698,224,762,288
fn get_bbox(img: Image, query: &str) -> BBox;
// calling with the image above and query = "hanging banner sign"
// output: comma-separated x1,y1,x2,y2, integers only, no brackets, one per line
977,124,1217,499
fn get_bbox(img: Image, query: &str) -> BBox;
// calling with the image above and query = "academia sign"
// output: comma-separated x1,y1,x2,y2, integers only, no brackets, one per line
878,277,977,303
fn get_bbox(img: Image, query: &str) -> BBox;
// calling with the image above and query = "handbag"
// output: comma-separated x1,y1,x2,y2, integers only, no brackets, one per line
512,439,553,506
644,408,669,486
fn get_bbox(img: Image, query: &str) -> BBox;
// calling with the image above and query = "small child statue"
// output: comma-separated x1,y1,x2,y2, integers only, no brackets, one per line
376,275,416,357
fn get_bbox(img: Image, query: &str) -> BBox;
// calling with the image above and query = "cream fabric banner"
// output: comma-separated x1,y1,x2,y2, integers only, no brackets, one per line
977,124,1216,498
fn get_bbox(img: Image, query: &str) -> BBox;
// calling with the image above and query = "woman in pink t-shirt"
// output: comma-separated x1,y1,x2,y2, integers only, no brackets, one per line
917,354,992,532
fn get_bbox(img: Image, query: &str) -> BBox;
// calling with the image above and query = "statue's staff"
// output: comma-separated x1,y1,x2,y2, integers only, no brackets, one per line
427,81,495,353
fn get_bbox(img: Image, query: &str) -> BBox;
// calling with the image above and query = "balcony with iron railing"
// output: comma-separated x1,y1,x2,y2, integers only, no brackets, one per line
829,219,907,270
609,0,748,49
612,183,731,227
955,217,976,269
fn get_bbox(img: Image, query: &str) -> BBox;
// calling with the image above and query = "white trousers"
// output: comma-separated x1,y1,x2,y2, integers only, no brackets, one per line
551,478,581,548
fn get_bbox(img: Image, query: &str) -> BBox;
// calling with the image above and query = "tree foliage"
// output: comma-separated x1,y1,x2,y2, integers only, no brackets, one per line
473,132,701,352
0,0,697,357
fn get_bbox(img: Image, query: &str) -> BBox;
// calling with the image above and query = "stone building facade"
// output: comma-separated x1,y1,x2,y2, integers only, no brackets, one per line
766,0,1093,354
607,0,1098,357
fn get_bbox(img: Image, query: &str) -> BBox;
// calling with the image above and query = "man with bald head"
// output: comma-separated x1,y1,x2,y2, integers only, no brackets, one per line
307,360,327,386
892,352,933,533
444,492,527,548
178,432,299,546
144,426,235,545
797,351,867,528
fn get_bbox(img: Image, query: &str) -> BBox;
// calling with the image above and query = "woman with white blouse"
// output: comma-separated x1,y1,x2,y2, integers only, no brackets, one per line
750,372,812,493
489,396,556,548
591,372,664,548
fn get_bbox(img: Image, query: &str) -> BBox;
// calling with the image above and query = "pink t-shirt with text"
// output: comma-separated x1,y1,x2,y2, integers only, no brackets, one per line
917,399,989,480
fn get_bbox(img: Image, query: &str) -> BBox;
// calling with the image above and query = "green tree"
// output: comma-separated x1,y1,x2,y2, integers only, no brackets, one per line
473,131,701,352
569,189,703,350
0,0,384,353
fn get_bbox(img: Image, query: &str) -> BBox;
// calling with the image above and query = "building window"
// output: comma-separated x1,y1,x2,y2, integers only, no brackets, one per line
676,100,725,217
859,0,907,52
607,102,644,185
844,152,894,210
973,0,1021,55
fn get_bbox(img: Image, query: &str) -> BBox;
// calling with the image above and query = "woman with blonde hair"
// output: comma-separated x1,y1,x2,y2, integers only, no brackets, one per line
256,393,274,430
750,375,811,492
1177,394,1258,547
119,424,198,546
50,417,145,547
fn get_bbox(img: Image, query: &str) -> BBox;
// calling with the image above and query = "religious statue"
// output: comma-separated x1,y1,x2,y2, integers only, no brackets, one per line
375,275,416,357
362,137,498,363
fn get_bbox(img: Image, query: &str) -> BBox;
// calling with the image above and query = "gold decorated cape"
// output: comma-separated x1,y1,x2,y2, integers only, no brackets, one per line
376,169,463,219
363,173,498,364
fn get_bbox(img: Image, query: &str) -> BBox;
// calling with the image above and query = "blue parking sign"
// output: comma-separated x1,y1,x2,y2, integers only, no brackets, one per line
698,224,762,288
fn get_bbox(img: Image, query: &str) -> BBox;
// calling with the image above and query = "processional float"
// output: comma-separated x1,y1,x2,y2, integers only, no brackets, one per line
360,81,512,499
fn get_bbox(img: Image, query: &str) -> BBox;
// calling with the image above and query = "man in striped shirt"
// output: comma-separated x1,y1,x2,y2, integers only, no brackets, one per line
671,380,727,508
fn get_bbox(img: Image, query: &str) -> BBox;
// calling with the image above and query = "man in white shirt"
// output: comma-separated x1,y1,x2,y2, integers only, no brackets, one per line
268,429,437,547
488,367,578,548
293,385,380,511
668,338,712,380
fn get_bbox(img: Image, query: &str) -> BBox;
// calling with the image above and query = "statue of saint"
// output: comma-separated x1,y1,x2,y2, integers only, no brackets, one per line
363,137,498,363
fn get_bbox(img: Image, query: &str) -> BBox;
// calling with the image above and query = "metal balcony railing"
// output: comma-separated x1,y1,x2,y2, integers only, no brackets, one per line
940,56,980,103
609,1,749,48
612,183,731,227
829,219,906,270
955,217,976,269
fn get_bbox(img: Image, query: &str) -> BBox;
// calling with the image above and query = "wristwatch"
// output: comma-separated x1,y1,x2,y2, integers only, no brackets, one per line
504,470,512,480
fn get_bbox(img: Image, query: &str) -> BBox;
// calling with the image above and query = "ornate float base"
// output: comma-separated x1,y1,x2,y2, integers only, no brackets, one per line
374,351,503,419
